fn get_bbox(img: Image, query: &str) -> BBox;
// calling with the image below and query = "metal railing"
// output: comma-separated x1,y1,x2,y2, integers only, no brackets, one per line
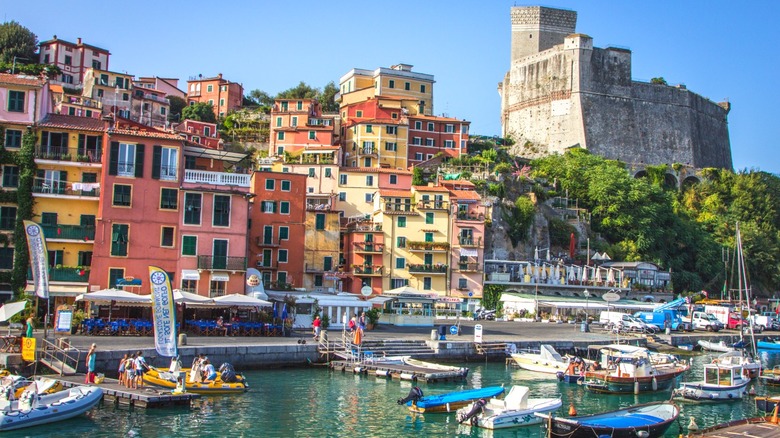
197,255,247,271
408,264,448,273
40,338,82,376
184,169,251,187
41,224,95,241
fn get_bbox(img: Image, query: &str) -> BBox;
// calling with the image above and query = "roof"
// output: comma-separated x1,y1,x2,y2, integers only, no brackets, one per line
0,73,45,87
39,114,105,132
341,167,412,175
450,190,482,201
184,144,248,163
409,114,470,123
440,178,475,188
413,185,450,192
378,189,412,197
49,84,64,93
110,128,185,141
39,38,110,53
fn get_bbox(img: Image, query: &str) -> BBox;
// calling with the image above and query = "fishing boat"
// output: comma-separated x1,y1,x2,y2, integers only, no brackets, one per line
673,362,750,402
455,385,561,429
713,349,762,378
509,344,580,375
0,386,103,431
755,395,780,413
144,363,248,394
757,339,780,350
759,366,780,386
398,386,505,413
698,340,735,353
536,401,681,438
583,344,690,394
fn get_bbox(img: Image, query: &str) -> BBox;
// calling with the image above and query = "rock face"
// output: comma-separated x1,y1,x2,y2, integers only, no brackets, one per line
499,6,732,170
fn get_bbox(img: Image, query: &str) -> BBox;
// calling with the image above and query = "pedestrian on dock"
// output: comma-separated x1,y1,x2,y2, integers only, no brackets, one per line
125,353,137,389
118,353,128,386
85,343,97,384
358,312,367,330
313,316,321,340
135,351,149,388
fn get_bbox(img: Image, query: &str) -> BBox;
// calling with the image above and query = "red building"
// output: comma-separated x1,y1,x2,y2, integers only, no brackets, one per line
248,172,307,290
174,119,222,149
407,115,470,164
186,73,243,119
269,98,337,157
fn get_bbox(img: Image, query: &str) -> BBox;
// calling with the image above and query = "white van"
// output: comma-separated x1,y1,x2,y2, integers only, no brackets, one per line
599,311,658,333
689,311,722,331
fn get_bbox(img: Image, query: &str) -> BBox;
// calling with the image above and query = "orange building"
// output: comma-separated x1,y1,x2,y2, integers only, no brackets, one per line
269,98,337,157
186,73,243,119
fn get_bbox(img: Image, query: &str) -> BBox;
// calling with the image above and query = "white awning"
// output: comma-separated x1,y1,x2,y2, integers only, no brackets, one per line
211,273,229,282
459,248,479,257
181,270,200,281
25,284,88,297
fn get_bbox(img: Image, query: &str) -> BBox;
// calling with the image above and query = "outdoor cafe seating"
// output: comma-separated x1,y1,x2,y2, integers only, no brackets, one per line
81,318,160,336
184,320,285,337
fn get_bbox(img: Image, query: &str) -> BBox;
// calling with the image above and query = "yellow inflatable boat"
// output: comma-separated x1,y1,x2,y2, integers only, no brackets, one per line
143,367,248,394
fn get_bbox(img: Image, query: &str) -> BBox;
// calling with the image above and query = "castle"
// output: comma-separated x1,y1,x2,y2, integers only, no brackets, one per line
498,6,733,170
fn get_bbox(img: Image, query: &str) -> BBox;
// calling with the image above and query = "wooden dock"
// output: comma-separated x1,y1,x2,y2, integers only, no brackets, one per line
691,417,780,437
55,376,200,408
329,358,468,383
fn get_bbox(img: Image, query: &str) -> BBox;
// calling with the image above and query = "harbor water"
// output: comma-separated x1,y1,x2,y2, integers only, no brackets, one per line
10,352,780,437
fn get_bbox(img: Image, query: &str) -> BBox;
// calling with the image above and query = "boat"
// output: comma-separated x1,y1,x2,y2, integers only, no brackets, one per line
757,339,780,350
0,385,103,431
759,366,780,386
583,344,690,394
698,340,735,353
673,362,750,402
1,374,64,398
687,417,780,437
509,344,581,375
144,365,248,394
713,349,762,378
536,401,681,438
755,395,780,413
403,358,469,380
455,385,561,429
399,385,505,413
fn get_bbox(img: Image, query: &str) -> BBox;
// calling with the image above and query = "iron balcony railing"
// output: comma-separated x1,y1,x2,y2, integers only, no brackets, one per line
28,267,90,282
197,255,247,271
41,224,95,241
407,264,448,274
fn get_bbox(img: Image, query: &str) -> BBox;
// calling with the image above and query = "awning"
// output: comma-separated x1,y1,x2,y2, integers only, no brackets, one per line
211,273,229,282
460,248,479,257
25,284,88,297
182,270,200,281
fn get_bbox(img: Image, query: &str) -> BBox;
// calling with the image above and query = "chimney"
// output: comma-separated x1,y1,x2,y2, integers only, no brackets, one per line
218,73,223,79
77,37,82,45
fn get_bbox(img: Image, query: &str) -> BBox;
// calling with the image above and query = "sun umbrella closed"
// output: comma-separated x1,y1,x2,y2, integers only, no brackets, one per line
0,301,27,322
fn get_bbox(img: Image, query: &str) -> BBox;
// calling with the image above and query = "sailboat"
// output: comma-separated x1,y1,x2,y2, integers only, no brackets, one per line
711,223,761,378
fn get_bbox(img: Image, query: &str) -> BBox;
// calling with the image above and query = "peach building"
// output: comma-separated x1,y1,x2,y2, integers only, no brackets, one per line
186,73,243,119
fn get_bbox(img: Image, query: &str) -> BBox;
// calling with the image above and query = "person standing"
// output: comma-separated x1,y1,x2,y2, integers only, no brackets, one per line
118,353,128,386
358,312,367,330
312,316,322,340
85,343,97,384
25,315,34,338
135,351,148,388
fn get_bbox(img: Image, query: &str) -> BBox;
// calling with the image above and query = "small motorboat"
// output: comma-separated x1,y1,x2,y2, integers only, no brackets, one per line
698,340,735,353
760,366,780,386
144,360,248,394
399,385,505,413
536,401,681,438
713,350,762,378
757,338,780,350
509,344,582,375
1,374,63,398
456,385,561,429
0,386,103,431
673,362,750,402
755,395,780,413
687,417,780,436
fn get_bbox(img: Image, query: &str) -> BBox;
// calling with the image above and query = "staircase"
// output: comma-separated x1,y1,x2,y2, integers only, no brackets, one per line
358,339,437,358
39,338,81,375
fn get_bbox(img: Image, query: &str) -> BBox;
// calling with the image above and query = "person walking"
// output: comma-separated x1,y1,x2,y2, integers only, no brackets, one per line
85,343,97,384
25,315,34,338
312,316,322,340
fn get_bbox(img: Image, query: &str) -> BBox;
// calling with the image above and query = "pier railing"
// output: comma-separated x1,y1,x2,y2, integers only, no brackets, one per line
39,338,82,376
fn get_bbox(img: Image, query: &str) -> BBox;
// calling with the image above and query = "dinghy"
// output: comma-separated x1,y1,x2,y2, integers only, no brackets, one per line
455,385,561,429
399,386,505,413
697,340,735,353
536,401,680,438
0,386,102,431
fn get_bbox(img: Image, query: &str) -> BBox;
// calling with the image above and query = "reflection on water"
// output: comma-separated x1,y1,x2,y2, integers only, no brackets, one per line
12,353,780,437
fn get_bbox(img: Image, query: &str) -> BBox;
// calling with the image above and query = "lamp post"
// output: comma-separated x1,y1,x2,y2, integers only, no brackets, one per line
583,289,590,332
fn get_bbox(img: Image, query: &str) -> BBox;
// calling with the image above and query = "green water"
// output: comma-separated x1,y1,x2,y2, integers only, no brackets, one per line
9,352,780,437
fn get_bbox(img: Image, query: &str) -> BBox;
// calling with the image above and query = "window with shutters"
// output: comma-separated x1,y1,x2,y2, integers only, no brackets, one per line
280,201,290,214
111,224,129,256
2,166,18,188
315,213,325,230
213,195,230,226
161,226,175,247
80,215,96,228
7,91,24,112
160,188,178,210
182,235,197,256
278,250,288,263
41,212,57,226
281,180,291,191
117,143,136,176
262,201,276,213
160,147,178,180
423,277,432,290
4,130,21,148
184,193,202,225
279,226,289,240
112,184,132,207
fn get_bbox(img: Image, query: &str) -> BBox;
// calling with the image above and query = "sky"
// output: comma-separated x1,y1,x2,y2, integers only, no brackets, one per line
3,0,779,173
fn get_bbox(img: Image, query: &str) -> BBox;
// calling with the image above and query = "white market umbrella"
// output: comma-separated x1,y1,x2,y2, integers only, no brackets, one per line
173,289,214,305
0,301,27,322
554,265,560,281
607,269,616,285
75,288,151,304
212,293,271,308
582,266,589,283
567,266,576,282
385,286,433,298
534,247,539,260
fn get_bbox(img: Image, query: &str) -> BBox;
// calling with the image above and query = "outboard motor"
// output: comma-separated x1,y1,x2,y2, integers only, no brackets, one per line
457,398,487,424
397,386,424,405
219,363,237,383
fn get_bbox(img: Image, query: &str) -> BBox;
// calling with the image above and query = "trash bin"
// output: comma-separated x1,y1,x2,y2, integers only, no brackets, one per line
178,333,187,346
431,329,438,341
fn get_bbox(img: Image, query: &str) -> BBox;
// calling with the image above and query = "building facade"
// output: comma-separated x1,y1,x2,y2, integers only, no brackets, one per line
38,36,111,87
186,74,243,119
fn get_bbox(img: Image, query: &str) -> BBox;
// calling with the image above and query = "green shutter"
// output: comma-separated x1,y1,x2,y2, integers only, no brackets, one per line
77,134,85,155
151,145,162,179
109,142,119,175
135,144,145,177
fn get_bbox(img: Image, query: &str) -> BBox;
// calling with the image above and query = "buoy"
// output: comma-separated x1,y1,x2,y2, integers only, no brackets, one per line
634,380,640,395
400,373,415,381
375,369,389,377
651,377,658,391
688,416,699,431
772,404,779,424
749,387,757,396
568,402,577,416
354,367,362,374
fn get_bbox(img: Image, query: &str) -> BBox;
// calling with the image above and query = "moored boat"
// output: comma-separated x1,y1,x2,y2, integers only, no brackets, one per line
399,386,505,413
698,340,735,353
760,366,780,386
755,395,780,413
536,400,680,438
144,364,248,394
1,374,64,398
687,416,780,437
583,344,690,394
509,344,581,375
713,350,762,378
673,362,750,402
758,339,780,350
0,386,103,431
455,385,561,429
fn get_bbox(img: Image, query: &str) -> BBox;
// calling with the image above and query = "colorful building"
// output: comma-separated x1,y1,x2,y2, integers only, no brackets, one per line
269,98,337,157
130,86,170,128
134,76,186,100
38,36,111,87
338,64,434,117
340,98,409,170
186,74,243,119
335,167,412,218
407,115,470,164
442,179,487,299
82,68,133,119
174,120,222,149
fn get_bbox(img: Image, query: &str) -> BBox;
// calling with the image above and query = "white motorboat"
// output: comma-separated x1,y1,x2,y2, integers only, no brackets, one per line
456,385,561,429
713,350,761,378
673,362,750,402
697,340,735,353
0,385,103,431
509,344,576,374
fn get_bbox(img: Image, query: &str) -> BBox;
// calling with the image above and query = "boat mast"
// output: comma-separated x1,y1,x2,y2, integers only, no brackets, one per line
735,222,758,358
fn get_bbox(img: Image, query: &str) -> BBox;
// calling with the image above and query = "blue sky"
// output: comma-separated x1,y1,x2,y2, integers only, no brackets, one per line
4,1,779,173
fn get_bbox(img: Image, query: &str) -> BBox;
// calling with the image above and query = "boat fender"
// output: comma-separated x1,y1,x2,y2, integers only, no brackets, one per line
568,402,577,416
400,373,415,381
634,380,640,395
556,371,564,382
688,416,699,431
652,377,657,391
375,369,389,378
709,394,715,399
354,367,362,374
728,393,734,399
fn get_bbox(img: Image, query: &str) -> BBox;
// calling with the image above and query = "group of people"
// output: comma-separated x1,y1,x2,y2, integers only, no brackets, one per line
312,311,368,343
117,351,149,389
190,354,218,383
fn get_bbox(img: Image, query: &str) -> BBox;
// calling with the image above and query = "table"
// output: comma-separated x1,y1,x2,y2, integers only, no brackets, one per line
0,335,20,353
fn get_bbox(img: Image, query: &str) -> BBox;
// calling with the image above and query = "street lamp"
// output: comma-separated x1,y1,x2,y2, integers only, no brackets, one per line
583,289,590,332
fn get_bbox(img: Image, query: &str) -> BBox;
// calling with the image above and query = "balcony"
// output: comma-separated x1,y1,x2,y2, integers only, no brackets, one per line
408,264,448,274
456,211,486,222
352,265,384,276
358,147,377,155
306,201,334,211
417,200,449,210
143,93,169,104
382,203,415,215
353,242,384,254
458,236,483,248
184,169,251,188
306,118,332,127
35,145,103,163
41,224,95,241
408,241,450,252
456,263,482,273
343,221,383,233
33,179,100,198
197,255,247,271
59,95,101,109
256,237,280,247
256,261,278,270
28,266,90,283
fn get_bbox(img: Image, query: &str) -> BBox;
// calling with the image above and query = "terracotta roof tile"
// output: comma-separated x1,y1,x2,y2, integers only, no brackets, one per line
0,73,45,87
111,128,184,141
413,185,450,192
409,114,470,123
378,189,412,197
341,167,412,175
440,178,475,187
39,114,106,132
450,190,482,201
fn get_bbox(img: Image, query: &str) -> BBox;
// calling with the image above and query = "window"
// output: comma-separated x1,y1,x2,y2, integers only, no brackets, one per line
61,74,74,84
444,140,455,148
339,174,347,185
397,216,406,228
424,232,434,242
161,226,174,247
277,272,287,284
385,142,397,151
213,195,231,226
365,125,373,133
355,110,363,117
40,213,57,228
2,166,19,188
315,214,325,230
112,184,132,207
109,268,124,288
266,179,275,190
388,80,395,88
277,132,285,140
116,143,136,176
111,223,129,256
64,55,72,65
296,101,303,110
391,112,398,119
161,107,166,115
80,215,95,228
389,174,397,184
278,249,288,263
0,248,12,270
415,153,423,161
275,117,282,127
262,200,276,213
308,131,315,140
160,188,178,210
77,250,92,267
425,139,435,147
426,212,434,224
184,193,202,225
314,275,323,287
421,85,426,93
308,168,315,177
0,206,15,230
423,277,432,290
405,82,410,90
207,85,213,92
365,193,373,203
155,146,177,180
427,154,434,160
458,278,468,290
279,226,289,240
219,98,224,107
427,122,434,131
281,180,291,191
280,201,290,214
7,91,25,112
325,168,332,178
4,129,22,148
123,93,129,101
323,256,333,272
414,121,422,130
366,175,373,186
396,257,405,269
397,236,406,248
338,192,346,201
363,158,372,167
386,126,397,135
181,279,197,293
291,116,298,127
445,124,455,133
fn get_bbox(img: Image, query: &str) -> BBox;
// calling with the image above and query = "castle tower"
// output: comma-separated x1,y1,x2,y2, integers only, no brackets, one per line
510,6,577,62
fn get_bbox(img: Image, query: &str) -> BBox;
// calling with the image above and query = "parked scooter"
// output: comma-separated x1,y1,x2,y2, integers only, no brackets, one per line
474,308,496,321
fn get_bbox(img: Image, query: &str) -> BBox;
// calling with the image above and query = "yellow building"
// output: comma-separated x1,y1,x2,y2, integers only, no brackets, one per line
338,64,434,116
303,207,341,292
341,110,409,170
28,114,105,305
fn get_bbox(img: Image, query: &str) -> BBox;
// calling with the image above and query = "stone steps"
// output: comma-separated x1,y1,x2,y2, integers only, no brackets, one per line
358,340,437,357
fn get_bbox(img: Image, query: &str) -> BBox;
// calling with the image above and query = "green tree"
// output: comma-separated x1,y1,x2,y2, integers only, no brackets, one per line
0,21,38,64
651,77,668,85
277,81,319,99
12,128,36,294
503,196,535,246
166,95,186,122
320,81,339,112
245,89,274,108
181,102,216,123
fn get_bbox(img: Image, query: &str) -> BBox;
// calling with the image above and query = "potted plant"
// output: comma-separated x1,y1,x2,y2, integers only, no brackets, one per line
365,307,380,329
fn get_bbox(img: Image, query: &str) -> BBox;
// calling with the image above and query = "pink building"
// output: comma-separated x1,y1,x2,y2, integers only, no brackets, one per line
442,179,486,299
0,73,51,126
135,77,186,100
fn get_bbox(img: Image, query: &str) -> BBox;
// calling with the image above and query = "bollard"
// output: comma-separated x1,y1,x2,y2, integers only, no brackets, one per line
431,330,438,341
178,333,187,346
